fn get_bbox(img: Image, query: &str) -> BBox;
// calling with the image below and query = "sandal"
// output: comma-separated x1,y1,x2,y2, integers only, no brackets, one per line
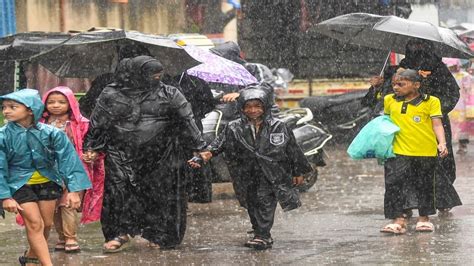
148,242,161,249
244,236,273,250
103,236,130,253
380,223,407,234
252,237,273,250
415,221,434,232
65,242,81,253
19,251,39,265
54,241,66,251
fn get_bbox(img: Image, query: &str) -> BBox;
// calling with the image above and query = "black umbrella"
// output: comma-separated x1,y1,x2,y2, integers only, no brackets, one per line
312,13,473,59
0,32,71,61
32,30,201,78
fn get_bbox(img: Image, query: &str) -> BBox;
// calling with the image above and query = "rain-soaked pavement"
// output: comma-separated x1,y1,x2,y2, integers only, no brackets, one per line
1,143,474,265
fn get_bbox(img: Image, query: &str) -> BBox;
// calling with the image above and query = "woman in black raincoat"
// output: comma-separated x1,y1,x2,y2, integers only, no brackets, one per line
363,39,462,212
192,86,312,249
162,72,216,203
83,55,206,251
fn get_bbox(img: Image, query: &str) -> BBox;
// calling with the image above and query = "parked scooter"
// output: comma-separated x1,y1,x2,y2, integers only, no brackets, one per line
299,90,371,143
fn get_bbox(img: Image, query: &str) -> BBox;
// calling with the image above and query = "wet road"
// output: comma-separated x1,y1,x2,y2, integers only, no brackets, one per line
1,143,473,265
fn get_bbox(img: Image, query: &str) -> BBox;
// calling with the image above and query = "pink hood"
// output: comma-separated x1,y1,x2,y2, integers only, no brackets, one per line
442,57,461,67
41,86,89,156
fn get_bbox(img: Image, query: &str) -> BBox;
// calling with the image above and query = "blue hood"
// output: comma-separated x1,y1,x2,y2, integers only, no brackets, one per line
0,89,44,124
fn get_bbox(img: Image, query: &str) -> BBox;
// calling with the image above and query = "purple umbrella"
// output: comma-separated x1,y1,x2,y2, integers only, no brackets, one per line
183,45,257,86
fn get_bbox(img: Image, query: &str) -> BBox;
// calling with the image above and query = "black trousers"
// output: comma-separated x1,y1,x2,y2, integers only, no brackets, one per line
384,155,437,219
246,174,278,239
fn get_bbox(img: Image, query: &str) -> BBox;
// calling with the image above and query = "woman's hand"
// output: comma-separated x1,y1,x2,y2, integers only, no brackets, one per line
292,176,304,186
369,76,384,88
65,192,81,210
222,92,240,103
2,198,23,214
438,143,448,158
83,150,98,163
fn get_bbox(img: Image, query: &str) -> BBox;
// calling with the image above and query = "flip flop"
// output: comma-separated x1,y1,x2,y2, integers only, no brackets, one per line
380,223,406,234
415,221,434,232
103,236,130,253
65,243,81,253
54,242,66,251
19,250,39,266
148,242,161,249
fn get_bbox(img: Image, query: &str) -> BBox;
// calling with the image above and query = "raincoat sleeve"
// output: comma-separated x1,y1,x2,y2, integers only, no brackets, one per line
434,66,460,114
52,130,91,192
169,87,207,150
207,125,229,156
285,126,312,177
0,134,11,199
83,93,112,152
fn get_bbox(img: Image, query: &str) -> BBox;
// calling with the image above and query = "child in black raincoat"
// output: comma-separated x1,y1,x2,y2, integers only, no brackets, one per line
189,85,312,250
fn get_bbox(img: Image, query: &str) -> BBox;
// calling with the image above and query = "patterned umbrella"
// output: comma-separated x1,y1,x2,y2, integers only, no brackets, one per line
184,45,257,86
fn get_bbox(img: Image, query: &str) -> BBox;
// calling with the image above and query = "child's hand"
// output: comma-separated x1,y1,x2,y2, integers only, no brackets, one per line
83,150,98,163
65,192,82,210
200,151,213,162
292,176,304,186
187,156,203,169
438,143,448,157
2,198,23,214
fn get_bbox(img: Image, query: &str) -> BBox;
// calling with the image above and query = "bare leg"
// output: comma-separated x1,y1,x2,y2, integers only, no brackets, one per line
19,202,53,266
38,200,57,240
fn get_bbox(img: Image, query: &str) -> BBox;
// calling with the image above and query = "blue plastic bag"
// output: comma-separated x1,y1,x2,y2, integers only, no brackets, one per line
347,115,400,160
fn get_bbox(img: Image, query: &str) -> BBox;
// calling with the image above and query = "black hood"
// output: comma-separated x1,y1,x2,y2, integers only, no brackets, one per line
114,55,163,89
210,41,246,65
237,86,273,120
399,39,443,72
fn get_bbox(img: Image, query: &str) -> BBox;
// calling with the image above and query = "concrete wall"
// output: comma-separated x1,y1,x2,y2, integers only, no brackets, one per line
15,0,186,34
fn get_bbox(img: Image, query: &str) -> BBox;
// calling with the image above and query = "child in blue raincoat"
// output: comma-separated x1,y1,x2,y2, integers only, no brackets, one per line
0,89,91,266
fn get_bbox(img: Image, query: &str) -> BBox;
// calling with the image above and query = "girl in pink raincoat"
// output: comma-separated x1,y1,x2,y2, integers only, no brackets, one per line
41,86,105,252
444,58,474,154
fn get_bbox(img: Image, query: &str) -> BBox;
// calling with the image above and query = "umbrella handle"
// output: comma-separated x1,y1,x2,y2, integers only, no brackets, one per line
178,72,185,85
379,50,391,77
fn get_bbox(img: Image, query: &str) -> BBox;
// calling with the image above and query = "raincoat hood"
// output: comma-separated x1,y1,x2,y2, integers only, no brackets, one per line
115,56,163,89
42,86,88,124
237,86,273,120
0,89,44,124
400,39,442,71
210,41,246,65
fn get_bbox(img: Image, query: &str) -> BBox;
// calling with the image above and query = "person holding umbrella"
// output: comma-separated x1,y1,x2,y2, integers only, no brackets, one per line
365,39,462,214
83,55,206,252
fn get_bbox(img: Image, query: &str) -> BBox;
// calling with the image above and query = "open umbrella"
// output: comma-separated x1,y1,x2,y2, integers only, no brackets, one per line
32,30,201,78
183,45,257,86
0,32,71,61
312,13,473,59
